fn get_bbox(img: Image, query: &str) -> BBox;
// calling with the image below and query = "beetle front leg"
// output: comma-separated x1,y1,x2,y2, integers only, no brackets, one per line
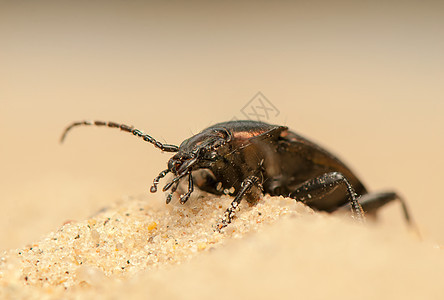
179,172,194,204
216,175,260,231
289,172,365,221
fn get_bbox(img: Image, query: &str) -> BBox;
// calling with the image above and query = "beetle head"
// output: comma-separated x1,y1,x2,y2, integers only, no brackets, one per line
150,127,232,203
168,127,232,174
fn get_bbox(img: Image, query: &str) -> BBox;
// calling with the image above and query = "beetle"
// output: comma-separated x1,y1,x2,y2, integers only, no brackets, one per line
61,120,413,230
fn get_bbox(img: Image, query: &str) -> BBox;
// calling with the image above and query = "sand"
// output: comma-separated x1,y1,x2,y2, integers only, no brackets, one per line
2,1,444,299
1,193,443,300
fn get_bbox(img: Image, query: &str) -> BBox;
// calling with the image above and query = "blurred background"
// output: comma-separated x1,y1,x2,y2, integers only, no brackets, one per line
1,0,443,249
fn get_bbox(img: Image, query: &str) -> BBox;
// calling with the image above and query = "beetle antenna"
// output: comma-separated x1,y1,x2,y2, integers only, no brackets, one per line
60,120,179,152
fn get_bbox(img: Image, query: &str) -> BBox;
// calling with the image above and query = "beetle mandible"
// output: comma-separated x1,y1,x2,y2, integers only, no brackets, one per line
61,120,413,230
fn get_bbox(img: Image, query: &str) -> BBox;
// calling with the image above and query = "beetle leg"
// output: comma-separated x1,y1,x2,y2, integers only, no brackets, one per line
289,172,365,222
216,175,259,231
166,181,180,204
338,191,415,226
179,172,194,204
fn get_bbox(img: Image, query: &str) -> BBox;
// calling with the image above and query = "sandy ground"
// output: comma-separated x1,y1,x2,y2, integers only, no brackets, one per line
1,1,444,299
1,194,443,300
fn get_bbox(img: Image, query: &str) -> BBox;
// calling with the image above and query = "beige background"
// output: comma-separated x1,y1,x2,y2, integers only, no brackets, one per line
1,0,443,251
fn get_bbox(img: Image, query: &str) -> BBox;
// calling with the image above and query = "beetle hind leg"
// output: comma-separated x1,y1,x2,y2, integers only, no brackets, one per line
340,191,414,226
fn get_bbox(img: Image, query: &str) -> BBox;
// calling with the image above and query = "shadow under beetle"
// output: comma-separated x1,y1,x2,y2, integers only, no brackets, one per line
61,120,413,230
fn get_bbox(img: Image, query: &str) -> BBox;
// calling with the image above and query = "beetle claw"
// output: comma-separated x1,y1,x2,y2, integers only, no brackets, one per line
179,194,190,204
214,221,227,233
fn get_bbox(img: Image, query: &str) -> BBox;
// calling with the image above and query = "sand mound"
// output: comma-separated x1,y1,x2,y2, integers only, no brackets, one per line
1,194,442,299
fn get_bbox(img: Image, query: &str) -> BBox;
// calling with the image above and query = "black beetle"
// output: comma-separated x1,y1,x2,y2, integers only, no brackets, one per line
61,120,413,230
